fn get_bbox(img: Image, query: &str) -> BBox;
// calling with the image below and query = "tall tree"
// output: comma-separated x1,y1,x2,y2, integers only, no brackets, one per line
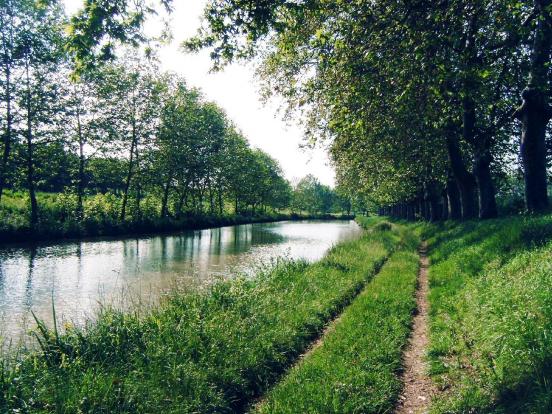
17,0,66,227
514,0,552,211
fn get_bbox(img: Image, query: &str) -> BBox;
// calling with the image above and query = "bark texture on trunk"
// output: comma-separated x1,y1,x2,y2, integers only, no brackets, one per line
446,178,462,220
516,87,551,211
446,135,478,219
514,0,552,212
473,153,498,219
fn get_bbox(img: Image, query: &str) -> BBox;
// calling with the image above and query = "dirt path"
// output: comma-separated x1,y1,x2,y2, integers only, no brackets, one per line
395,242,435,414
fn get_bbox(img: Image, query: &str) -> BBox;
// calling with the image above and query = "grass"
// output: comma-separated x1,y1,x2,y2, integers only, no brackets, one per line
423,214,552,413
0,190,351,243
254,225,420,413
0,217,401,413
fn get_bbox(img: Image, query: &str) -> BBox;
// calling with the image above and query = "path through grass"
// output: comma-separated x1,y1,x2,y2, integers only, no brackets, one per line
253,224,420,413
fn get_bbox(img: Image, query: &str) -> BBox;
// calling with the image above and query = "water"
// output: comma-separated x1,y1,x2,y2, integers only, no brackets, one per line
0,220,362,345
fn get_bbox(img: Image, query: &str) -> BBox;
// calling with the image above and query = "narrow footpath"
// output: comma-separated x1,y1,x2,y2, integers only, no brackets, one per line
395,242,435,414
247,258,389,413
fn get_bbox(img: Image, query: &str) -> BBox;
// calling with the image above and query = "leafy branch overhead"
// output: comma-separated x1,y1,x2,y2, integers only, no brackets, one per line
65,0,173,72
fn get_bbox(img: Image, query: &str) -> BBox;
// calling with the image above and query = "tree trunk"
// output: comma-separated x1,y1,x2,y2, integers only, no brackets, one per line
446,134,478,219
406,202,415,221
413,199,420,220
24,63,38,228
421,199,430,221
441,191,449,221
161,171,172,218
429,198,441,222
76,104,85,219
0,64,12,203
209,184,215,214
177,188,187,217
218,184,223,215
120,130,137,221
446,178,462,220
514,0,552,212
473,153,498,219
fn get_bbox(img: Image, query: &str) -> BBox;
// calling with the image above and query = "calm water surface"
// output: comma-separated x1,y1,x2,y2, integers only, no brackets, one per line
0,220,361,344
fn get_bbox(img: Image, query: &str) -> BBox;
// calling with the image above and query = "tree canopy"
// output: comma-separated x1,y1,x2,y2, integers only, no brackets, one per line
184,0,552,219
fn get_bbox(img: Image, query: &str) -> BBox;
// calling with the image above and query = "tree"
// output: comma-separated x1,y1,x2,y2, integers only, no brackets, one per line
17,0,66,227
95,53,162,221
186,0,541,219
513,0,552,211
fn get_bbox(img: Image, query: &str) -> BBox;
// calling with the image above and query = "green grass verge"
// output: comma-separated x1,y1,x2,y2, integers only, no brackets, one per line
424,215,552,413
0,218,399,413
254,225,420,413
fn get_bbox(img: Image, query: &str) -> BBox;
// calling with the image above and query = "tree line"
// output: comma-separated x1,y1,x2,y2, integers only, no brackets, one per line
177,0,551,221
0,0,353,236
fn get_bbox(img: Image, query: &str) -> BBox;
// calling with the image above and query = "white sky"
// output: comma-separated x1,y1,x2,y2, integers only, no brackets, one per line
63,0,335,186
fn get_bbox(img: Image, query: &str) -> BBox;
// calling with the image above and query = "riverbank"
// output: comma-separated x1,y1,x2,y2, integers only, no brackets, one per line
0,208,353,245
0,217,402,412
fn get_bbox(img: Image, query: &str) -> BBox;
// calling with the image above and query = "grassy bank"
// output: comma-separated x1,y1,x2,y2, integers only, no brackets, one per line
0,190,352,244
0,218,399,412
255,227,420,413
424,215,552,413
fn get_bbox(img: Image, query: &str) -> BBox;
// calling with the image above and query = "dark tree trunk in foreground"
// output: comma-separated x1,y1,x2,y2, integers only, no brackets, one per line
473,152,498,219
514,0,552,212
517,88,551,211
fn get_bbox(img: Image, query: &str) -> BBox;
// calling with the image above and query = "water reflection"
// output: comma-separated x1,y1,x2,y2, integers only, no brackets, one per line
0,220,361,344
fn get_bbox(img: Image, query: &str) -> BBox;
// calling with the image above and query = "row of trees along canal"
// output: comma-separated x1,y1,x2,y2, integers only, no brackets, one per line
0,1,353,238
174,0,551,221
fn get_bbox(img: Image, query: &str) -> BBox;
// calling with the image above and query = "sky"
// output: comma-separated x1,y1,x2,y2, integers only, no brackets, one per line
63,0,336,187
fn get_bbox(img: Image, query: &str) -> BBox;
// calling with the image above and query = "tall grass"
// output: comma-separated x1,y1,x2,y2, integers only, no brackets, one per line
425,215,552,413
0,219,401,413
255,233,420,413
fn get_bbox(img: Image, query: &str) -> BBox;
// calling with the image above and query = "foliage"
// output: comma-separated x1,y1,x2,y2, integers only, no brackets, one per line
291,174,349,214
1,0,355,238
185,0,550,217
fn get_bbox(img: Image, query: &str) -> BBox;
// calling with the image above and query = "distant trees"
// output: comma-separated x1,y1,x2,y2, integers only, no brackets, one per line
292,175,349,215
0,0,313,229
